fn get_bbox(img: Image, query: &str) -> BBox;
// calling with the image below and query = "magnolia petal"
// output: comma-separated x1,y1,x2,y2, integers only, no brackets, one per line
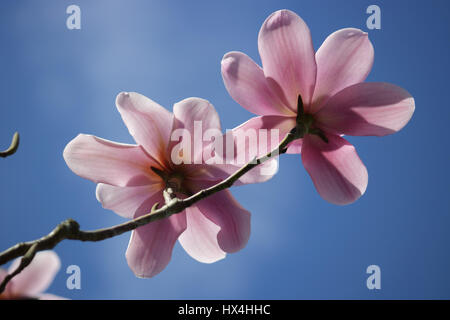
222,115,296,184
8,251,60,297
258,9,316,110
286,138,303,154
195,190,250,254
232,115,296,161
96,183,163,219
301,134,368,205
221,51,294,116
171,97,221,164
173,97,221,131
63,134,158,187
126,209,187,278
116,92,174,164
188,115,295,186
316,82,415,136
311,28,374,113
178,205,226,263
38,294,68,300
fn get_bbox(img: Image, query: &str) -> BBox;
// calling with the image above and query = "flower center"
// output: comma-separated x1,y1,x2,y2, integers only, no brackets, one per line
166,173,184,193
295,95,328,143
150,166,189,196
299,113,314,132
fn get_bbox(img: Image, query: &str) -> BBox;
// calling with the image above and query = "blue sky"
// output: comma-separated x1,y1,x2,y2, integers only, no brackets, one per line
0,0,449,299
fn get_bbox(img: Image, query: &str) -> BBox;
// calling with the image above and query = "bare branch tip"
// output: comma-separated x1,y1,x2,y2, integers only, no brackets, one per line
0,132,20,158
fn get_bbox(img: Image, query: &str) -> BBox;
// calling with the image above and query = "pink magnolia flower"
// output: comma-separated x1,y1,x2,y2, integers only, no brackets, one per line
222,9,415,205
63,93,268,277
0,251,64,300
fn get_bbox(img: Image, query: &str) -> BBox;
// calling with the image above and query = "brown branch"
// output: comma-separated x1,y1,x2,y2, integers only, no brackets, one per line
0,132,20,158
0,128,298,293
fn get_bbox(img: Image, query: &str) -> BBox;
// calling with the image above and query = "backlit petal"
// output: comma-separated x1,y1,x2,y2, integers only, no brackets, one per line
178,205,226,263
126,208,187,278
116,92,174,164
194,190,250,253
8,251,60,297
96,183,163,219
301,134,368,205
316,82,415,136
63,134,158,187
258,9,316,109
311,28,374,113
221,51,293,116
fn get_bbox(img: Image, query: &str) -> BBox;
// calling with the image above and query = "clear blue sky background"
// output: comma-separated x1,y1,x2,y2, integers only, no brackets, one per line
0,0,449,299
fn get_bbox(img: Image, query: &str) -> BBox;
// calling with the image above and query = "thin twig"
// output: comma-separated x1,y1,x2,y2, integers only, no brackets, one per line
0,129,297,292
0,132,20,158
